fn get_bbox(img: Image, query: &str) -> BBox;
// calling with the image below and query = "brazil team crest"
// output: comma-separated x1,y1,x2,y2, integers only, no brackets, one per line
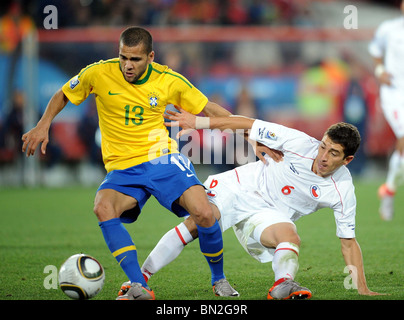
148,92,159,108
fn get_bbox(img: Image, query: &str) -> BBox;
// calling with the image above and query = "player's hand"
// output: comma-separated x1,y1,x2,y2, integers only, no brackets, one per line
358,288,388,296
396,136,404,155
21,125,49,157
357,282,389,296
254,142,284,164
164,106,197,138
377,71,393,86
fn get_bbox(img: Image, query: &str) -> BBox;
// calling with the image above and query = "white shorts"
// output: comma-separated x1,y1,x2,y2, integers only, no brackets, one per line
204,169,294,263
380,86,404,138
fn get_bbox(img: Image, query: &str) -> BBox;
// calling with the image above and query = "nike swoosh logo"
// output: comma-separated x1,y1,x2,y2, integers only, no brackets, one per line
209,256,223,263
108,91,122,95
118,256,127,265
186,173,194,178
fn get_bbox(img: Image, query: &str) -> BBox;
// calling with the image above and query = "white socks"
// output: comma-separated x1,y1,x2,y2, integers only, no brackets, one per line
272,242,300,281
386,150,404,191
141,222,194,281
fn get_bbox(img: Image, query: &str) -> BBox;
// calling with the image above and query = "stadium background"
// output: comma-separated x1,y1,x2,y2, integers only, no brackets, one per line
0,0,402,186
1,0,404,303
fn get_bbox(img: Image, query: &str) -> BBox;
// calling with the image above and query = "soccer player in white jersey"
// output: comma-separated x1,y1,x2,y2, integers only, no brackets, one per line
369,0,404,221
128,107,384,299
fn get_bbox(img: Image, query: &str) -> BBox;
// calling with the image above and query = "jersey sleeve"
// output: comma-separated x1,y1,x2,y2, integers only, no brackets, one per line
167,71,208,115
62,63,98,105
248,119,309,151
332,180,356,239
368,20,389,58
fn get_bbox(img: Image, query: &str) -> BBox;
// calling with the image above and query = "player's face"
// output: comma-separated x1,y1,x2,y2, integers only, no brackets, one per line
312,135,354,177
119,42,154,83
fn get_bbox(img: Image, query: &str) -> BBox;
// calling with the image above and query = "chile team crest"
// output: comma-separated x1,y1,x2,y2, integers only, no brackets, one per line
310,185,321,199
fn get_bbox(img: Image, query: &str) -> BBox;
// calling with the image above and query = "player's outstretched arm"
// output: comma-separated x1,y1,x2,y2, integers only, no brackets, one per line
201,100,232,118
22,88,69,157
340,238,387,296
164,105,255,134
164,106,283,163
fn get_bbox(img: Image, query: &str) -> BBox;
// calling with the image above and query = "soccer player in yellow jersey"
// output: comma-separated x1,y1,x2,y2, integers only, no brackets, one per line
21,27,238,299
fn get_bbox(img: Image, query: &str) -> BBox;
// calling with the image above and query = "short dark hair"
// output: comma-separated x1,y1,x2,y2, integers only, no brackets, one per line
325,122,361,158
119,26,153,54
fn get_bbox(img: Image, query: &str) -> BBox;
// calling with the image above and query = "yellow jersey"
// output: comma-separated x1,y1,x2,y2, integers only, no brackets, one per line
62,59,208,172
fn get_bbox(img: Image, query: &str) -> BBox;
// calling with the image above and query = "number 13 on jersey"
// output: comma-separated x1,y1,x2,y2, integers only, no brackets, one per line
124,105,144,125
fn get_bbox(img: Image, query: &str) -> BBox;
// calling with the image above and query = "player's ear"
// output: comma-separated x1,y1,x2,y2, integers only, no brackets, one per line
148,51,155,63
343,155,354,166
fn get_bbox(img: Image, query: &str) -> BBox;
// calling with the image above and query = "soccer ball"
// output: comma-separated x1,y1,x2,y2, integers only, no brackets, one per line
59,254,105,299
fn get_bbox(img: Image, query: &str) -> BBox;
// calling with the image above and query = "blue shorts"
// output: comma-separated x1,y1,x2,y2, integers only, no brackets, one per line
97,153,202,223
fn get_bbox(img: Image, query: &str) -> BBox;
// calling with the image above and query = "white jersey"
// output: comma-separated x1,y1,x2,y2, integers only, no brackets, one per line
247,120,357,239
205,120,356,261
368,16,404,138
369,16,404,91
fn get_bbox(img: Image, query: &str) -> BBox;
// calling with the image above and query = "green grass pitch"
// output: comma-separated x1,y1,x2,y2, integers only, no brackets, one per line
0,179,403,300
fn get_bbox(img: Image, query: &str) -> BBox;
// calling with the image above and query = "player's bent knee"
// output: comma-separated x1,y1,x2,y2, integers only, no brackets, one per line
189,206,215,228
278,227,300,247
93,201,116,222
260,223,301,248
280,224,300,247
178,185,216,227
290,233,301,247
